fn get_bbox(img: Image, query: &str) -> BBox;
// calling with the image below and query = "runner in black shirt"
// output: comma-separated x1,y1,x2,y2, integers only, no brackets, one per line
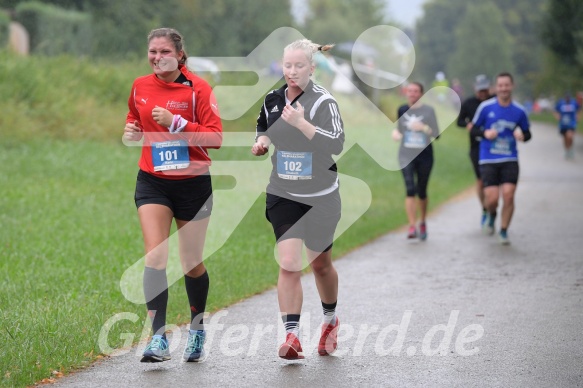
457,74,493,225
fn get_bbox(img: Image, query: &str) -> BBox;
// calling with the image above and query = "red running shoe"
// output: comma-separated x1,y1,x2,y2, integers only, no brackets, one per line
278,333,305,360
318,317,340,356
407,226,417,239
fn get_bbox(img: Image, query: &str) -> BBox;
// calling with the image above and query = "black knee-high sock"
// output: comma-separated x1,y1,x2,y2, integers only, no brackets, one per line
184,271,209,331
143,267,168,336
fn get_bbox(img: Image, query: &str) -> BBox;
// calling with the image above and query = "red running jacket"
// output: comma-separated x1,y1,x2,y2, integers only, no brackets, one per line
126,64,222,179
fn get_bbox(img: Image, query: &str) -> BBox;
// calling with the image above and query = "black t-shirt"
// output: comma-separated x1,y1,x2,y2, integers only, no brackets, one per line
457,95,492,150
174,72,192,86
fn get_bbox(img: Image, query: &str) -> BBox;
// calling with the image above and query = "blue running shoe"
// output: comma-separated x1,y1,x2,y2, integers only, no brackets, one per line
482,213,495,235
183,329,206,362
566,149,575,160
481,211,487,227
498,230,510,245
141,334,170,362
419,222,427,241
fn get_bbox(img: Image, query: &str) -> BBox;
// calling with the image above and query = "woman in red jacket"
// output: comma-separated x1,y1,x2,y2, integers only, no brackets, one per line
123,27,222,363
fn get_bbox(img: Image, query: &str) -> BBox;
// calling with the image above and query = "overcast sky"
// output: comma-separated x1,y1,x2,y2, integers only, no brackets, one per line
387,0,427,26
291,0,428,27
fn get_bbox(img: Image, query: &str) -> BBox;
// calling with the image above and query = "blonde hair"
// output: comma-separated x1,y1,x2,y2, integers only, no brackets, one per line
283,39,334,64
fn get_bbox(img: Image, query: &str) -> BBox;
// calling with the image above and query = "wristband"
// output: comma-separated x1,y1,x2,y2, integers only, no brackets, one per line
168,114,188,133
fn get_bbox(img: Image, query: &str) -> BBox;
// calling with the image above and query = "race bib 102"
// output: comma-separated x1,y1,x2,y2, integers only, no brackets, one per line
276,150,313,180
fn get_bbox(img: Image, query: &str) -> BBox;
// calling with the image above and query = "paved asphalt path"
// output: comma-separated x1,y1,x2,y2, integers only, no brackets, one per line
56,123,583,387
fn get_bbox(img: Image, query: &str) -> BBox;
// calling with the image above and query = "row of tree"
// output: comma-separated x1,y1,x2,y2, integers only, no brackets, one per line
0,0,392,58
539,0,583,94
0,0,295,58
415,0,543,96
414,0,583,97
1,0,581,97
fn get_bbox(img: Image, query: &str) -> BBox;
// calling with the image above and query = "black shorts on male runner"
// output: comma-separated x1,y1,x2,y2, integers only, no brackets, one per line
480,161,519,187
265,190,341,253
559,127,576,135
134,170,213,221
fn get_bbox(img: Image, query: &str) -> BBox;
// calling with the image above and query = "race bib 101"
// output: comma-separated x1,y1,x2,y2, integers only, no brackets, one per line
152,140,190,171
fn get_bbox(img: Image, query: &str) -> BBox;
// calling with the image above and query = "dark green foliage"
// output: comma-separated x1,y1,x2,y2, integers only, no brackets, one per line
447,1,514,94
84,0,165,59
14,1,91,56
303,0,386,44
414,0,466,85
83,0,293,58
0,9,9,48
415,0,547,97
171,0,294,57
3,0,293,58
536,0,583,93
542,0,583,66
0,0,85,8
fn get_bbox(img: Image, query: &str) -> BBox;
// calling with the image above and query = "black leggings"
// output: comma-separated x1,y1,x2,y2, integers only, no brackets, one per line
400,154,433,199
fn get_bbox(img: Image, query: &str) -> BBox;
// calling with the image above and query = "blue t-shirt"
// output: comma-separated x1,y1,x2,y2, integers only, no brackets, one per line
555,99,580,130
472,98,530,164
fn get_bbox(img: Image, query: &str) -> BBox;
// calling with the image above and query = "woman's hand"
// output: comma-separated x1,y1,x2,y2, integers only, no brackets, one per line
252,135,271,156
281,102,305,128
251,141,269,156
152,106,173,127
123,121,143,141
392,128,403,142
408,120,425,132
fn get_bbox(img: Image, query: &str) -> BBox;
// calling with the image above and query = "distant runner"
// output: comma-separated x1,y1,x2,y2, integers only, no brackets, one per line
554,93,581,160
392,82,440,240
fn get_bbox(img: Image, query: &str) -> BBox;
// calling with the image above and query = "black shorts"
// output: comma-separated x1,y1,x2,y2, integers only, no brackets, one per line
400,157,433,199
470,148,481,179
559,127,575,135
265,190,341,253
134,170,213,221
480,162,519,187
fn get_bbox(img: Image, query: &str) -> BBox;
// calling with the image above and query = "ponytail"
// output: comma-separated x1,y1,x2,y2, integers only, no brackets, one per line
284,39,334,64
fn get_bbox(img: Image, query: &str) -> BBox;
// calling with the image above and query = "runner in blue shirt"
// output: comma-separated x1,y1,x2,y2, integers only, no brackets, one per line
472,72,532,245
554,93,581,160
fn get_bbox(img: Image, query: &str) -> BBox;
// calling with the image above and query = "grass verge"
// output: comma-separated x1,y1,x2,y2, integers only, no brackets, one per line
0,52,473,386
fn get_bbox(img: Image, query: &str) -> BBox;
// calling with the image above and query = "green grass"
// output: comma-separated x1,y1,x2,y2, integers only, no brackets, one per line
528,111,583,134
0,52,474,387
529,111,557,126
